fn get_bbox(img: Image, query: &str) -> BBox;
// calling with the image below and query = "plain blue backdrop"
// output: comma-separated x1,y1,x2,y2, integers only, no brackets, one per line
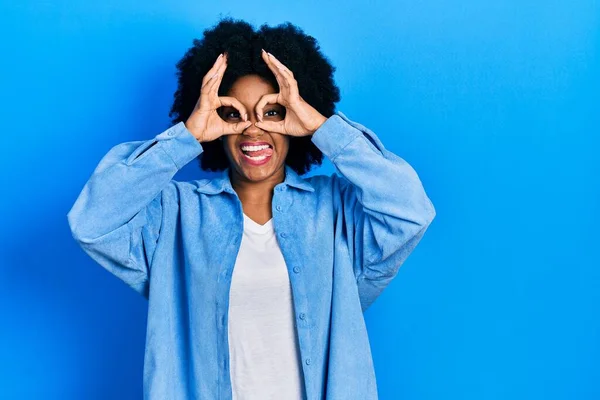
1,1,598,399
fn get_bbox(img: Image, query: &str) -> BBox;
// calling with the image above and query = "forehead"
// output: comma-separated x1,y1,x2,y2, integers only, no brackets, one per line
227,74,277,101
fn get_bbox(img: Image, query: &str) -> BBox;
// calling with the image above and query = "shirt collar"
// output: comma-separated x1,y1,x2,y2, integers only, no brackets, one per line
195,164,314,194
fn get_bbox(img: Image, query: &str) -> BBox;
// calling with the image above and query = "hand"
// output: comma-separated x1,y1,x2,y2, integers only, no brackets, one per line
184,53,252,142
254,49,327,137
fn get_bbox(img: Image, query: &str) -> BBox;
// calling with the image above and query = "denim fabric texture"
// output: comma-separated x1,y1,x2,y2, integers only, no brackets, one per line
67,110,436,399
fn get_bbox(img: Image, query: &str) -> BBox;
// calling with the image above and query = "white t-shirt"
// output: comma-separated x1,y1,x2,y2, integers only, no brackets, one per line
227,213,307,400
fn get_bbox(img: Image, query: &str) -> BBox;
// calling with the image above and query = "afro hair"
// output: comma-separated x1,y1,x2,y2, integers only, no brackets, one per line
168,17,341,175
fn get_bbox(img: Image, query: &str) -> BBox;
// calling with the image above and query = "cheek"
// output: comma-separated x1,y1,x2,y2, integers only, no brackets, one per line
275,138,290,155
281,142,290,158
222,140,238,163
224,139,236,154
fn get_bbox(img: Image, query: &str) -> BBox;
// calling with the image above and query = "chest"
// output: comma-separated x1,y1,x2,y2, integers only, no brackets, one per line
228,221,290,306
242,204,273,226
180,189,336,299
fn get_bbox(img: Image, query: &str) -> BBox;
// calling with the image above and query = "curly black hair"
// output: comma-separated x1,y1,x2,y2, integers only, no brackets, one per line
168,17,341,175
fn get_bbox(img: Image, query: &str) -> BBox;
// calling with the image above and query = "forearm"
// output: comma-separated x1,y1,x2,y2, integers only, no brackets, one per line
67,121,203,241
311,111,435,230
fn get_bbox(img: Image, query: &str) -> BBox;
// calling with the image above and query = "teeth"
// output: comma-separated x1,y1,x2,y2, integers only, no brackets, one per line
244,154,268,161
241,144,270,151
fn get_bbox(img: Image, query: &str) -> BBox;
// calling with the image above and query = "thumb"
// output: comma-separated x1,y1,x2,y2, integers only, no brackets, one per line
226,120,252,134
255,120,286,134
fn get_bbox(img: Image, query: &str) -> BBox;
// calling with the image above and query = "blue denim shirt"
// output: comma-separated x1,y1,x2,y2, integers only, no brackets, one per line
67,111,436,399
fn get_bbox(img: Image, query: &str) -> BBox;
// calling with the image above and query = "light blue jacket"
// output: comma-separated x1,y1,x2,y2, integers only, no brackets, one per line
67,111,436,399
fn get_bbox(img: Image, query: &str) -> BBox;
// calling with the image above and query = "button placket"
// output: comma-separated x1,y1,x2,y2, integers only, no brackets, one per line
273,185,290,241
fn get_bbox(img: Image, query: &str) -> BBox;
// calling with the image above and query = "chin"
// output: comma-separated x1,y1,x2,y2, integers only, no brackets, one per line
235,160,283,181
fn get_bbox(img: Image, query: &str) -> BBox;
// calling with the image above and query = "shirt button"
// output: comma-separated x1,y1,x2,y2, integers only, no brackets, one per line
168,130,175,136
293,267,300,273
305,358,311,365
276,205,282,211
299,313,306,320
280,232,287,238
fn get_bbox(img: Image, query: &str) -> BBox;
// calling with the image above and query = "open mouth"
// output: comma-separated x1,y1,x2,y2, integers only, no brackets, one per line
239,143,274,164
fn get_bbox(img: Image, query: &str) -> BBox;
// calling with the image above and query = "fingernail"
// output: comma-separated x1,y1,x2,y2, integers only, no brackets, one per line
218,53,223,59
262,48,266,54
243,113,248,121
267,52,273,58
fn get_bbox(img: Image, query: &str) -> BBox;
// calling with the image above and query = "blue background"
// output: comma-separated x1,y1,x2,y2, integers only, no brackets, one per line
1,1,598,399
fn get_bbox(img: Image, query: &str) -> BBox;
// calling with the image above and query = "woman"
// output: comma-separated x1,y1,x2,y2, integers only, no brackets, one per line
67,18,436,400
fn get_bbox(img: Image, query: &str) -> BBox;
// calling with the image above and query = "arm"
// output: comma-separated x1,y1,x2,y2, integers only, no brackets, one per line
66,122,203,298
311,111,436,312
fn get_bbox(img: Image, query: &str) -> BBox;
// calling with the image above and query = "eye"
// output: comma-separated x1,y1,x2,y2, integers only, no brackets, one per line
264,108,285,118
225,110,241,120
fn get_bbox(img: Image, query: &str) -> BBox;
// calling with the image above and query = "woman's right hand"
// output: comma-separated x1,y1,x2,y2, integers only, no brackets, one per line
184,52,252,143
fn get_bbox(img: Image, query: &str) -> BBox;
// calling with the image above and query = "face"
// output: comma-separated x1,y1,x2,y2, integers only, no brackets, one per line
220,74,288,185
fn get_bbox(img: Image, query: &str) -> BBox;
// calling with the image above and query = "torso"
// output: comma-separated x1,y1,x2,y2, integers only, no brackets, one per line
228,211,306,399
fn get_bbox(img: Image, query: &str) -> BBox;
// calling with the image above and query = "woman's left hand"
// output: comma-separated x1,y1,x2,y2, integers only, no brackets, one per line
254,49,328,137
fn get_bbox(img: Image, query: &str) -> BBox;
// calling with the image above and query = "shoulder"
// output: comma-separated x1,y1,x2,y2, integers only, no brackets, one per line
304,172,350,195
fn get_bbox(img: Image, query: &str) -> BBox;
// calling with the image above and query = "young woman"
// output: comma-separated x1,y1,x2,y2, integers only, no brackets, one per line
67,18,436,400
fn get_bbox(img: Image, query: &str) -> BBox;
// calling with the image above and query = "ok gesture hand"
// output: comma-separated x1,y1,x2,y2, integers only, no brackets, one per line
254,49,327,137
185,53,252,142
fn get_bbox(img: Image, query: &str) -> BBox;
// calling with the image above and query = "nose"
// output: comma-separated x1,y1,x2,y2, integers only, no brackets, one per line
242,115,264,137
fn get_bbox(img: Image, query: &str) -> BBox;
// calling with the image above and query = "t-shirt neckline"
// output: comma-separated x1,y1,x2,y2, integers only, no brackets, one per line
242,213,273,234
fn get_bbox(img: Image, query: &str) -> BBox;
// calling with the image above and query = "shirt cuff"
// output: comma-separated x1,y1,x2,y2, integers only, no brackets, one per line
156,121,204,169
310,111,385,160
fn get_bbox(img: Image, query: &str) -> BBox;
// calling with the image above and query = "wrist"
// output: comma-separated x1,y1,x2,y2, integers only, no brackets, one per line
309,115,328,134
184,120,206,142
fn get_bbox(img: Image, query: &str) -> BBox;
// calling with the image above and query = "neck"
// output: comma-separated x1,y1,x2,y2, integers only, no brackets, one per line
229,166,285,205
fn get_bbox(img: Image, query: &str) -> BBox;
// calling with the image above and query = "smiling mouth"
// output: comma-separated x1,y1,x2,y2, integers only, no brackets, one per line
238,144,274,165
239,144,273,157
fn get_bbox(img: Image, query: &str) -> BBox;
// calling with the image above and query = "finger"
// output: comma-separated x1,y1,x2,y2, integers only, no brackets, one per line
210,52,229,94
269,56,299,97
223,120,253,135
262,51,299,98
265,51,296,87
254,93,280,122
261,49,289,90
267,51,294,78
207,55,228,94
201,53,225,88
219,96,249,121
201,58,226,94
201,69,220,93
201,70,217,89
255,119,286,135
